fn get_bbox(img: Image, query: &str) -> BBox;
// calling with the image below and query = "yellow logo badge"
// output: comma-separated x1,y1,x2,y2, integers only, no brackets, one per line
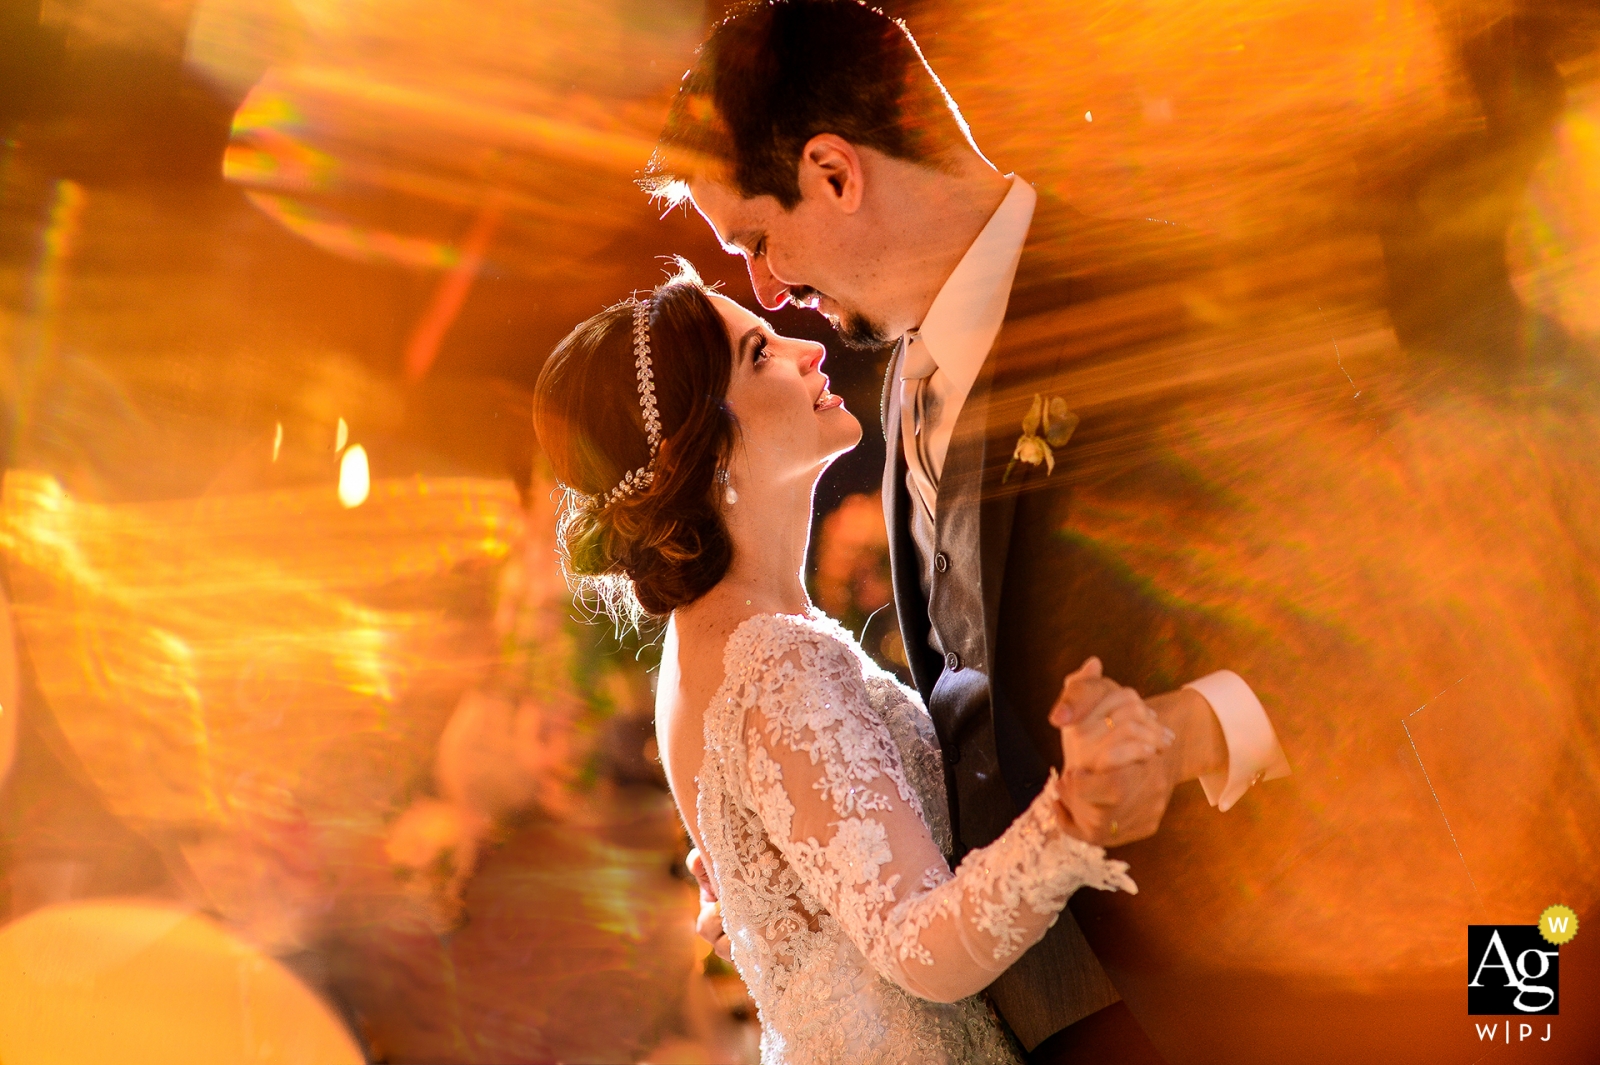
1539,904,1579,946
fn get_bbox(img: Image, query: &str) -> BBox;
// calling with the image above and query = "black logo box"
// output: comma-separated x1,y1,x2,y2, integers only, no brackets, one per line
1468,925,1559,1016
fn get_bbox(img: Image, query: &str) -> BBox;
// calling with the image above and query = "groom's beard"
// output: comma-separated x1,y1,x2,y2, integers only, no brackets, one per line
837,311,891,350
790,285,890,349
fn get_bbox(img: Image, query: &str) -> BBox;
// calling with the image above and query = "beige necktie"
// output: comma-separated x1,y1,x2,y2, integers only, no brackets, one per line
899,331,941,521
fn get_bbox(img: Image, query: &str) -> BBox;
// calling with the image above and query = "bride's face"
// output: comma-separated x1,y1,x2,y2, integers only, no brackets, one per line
711,293,862,486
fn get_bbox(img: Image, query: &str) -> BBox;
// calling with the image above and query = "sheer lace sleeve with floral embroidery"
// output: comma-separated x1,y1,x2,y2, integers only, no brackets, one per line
731,616,1137,1005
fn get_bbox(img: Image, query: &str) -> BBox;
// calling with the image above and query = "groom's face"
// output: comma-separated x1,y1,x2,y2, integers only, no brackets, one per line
689,177,891,350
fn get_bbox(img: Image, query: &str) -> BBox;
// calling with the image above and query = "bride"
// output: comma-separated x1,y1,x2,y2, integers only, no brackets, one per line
533,267,1170,1065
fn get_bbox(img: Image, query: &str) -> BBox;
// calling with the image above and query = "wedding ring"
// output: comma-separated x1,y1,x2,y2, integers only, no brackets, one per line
1109,820,1119,837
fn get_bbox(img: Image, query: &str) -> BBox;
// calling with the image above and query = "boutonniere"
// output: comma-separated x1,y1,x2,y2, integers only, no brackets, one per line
1003,393,1079,483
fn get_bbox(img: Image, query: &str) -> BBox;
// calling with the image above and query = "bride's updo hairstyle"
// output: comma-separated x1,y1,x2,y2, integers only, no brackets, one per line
533,263,737,620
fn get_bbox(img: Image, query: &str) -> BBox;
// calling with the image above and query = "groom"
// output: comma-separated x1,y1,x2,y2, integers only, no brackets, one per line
651,2,1292,1062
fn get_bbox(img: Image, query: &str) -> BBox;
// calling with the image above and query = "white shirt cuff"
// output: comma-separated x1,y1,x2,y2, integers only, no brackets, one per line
1182,670,1291,812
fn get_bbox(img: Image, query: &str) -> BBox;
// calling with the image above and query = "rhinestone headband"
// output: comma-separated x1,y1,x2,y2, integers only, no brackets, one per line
592,298,662,510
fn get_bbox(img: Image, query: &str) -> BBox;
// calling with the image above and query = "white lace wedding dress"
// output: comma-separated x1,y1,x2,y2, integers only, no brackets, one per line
696,611,1137,1065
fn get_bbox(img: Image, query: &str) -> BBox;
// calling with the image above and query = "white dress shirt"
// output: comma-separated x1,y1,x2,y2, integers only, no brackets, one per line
897,175,1291,812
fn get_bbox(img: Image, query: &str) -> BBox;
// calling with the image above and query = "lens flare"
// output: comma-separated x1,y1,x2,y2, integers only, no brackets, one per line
1511,82,1600,338
0,901,364,1065
337,444,369,508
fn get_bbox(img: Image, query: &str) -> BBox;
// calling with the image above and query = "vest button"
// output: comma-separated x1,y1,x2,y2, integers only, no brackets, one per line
933,552,949,573
945,650,962,672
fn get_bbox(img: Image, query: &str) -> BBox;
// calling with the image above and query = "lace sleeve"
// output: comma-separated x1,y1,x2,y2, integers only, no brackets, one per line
734,618,1136,1004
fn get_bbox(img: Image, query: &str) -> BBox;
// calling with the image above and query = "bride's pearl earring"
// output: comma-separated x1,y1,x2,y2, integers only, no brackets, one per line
718,468,738,505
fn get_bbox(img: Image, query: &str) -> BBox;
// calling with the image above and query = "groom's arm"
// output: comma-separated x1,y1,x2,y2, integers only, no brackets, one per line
1175,671,1292,812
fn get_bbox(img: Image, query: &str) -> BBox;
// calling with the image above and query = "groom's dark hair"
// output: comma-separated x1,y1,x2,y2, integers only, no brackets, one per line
643,0,975,209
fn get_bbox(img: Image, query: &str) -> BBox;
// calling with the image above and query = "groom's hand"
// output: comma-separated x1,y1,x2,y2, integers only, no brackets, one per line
1145,687,1229,791
1086,688,1226,844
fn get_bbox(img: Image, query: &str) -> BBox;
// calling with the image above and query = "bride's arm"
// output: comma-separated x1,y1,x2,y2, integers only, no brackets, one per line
736,628,1143,1004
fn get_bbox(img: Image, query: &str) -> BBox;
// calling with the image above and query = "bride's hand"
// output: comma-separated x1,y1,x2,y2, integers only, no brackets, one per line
687,848,732,962
1049,657,1119,730
1049,658,1168,770
1049,658,1173,843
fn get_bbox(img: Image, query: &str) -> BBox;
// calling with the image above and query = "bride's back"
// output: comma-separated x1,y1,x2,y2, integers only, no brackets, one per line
654,586,755,856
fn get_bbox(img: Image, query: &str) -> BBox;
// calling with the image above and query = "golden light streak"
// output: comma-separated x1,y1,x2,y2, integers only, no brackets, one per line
334,416,347,452
240,190,463,269
206,0,702,289
0,471,519,833
18,179,88,370
0,561,15,792
1510,81,1600,338
272,421,283,462
337,444,369,508
919,0,1460,233
403,193,507,382
288,65,659,174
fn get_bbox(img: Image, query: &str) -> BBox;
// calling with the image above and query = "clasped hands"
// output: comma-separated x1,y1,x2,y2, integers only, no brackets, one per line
687,657,1223,960
1051,656,1220,847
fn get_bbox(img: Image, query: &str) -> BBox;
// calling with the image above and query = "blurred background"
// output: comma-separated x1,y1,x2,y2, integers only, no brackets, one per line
0,0,1597,1061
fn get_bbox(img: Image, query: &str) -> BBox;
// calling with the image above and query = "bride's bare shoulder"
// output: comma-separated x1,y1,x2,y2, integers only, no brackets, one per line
653,592,753,803
658,587,753,719
670,586,756,666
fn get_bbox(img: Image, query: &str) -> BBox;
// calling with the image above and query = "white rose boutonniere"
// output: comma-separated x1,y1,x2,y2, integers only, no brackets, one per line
1004,394,1079,483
